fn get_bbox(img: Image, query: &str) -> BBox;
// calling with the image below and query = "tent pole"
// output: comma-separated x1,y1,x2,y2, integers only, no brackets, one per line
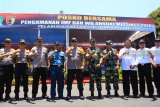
38,29,41,37
154,31,157,39
89,30,92,39
66,29,69,49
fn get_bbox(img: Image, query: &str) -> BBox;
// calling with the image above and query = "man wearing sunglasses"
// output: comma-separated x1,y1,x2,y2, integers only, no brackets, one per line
85,38,102,100
66,37,85,100
0,38,15,101
150,37,160,97
29,37,48,101
12,39,30,101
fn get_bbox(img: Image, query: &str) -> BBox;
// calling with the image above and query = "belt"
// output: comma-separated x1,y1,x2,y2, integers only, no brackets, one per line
2,64,13,67
51,65,63,67
139,63,150,66
16,63,27,65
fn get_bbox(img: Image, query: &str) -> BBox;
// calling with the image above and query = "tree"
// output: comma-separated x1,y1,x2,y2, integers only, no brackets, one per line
148,7,160,36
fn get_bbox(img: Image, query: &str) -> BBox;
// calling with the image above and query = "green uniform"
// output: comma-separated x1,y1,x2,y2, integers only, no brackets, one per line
86,47,102,92
101,48,119,91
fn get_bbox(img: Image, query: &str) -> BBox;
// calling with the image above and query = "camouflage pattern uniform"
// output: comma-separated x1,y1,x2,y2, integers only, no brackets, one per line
86,47,102,98
101,48,119,96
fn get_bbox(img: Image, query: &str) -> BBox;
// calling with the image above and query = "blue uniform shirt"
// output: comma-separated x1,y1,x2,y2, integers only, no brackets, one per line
48,50,66,65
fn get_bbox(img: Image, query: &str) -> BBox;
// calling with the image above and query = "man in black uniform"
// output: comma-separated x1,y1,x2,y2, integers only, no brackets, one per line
86,38,102,99
0,38,15,101
12,39,30,100
30,37,48,101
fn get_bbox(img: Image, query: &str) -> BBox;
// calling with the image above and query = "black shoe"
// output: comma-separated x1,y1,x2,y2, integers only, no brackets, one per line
5,95,10,101
124,95,129,98
98,95,103,99
31,95,36,101
156,94,160,97
106,93,111,98
51,97,56,101
79,96,85,100
59,96,64,99
98,91,103,99
90,96,94,100
140,94,145,98
66,96,71,101
115,93,119,97
42,94,48,99
24,94,28,100
14,94,19,101
133,95,140,98
149,94,154,98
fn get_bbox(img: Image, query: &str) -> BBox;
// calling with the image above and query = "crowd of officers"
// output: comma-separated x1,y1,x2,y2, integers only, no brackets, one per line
0,36,160,102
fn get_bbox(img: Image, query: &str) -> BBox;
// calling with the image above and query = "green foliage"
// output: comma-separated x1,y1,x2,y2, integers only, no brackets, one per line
148,7,160,36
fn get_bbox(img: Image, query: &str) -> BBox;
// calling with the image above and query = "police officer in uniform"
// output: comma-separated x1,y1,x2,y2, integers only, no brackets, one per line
99,40,120,97
150,37,160,97
12,39,30,100
30,37,48,101
135,39,154,98
66,37,85,100
0,38,15,101
48,42,66,101
85,38,102,99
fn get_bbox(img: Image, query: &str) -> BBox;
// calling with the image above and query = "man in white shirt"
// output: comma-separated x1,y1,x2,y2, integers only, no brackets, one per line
119,39,138,98
150,37,160,97
135,39,154,98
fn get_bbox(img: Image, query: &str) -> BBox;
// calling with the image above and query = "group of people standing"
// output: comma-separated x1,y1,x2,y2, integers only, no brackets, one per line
0,36,160,102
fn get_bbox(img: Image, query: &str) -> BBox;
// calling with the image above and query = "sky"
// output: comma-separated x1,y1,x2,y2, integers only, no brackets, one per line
0,0,160,18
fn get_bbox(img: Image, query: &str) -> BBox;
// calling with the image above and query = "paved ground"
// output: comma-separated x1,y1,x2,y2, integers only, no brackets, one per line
0,83,160,107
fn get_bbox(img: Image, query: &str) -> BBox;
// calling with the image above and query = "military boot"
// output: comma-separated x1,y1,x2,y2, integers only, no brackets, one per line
106,90,110,97
14,94,19,101
98,91,103,99
115,90,119,97
90,91,94,100
79,91,85,100
66,90,71,101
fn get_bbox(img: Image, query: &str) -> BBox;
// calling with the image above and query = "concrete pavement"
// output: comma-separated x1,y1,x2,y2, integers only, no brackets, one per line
0,83,160,107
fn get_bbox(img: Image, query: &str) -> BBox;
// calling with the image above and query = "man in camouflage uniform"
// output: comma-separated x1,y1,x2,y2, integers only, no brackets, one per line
86,38,102,100
99,40,120,97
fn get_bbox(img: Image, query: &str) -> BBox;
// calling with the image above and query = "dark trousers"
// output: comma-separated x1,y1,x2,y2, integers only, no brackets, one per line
0,64,14,97
14,63,28,95
66,69,84,95
153,66,160,95
32,67,47,96
89,70,102,92
50,65,64,98
138,63,154,95
105,70,119,91
122,70,138,96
